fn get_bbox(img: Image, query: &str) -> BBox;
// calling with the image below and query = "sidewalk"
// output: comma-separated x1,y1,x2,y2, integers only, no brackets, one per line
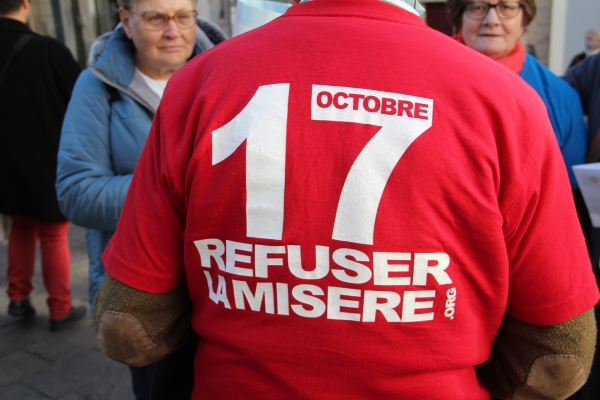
0,224,134,400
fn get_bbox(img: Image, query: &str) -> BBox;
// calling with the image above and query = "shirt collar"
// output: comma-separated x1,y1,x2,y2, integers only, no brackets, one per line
380,0,420,16
299,0,423,15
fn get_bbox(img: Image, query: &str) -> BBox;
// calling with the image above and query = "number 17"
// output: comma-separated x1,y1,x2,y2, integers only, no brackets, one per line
212,84,433,245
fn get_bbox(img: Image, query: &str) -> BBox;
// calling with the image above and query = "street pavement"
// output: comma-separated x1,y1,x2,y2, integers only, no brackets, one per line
0,224,135,400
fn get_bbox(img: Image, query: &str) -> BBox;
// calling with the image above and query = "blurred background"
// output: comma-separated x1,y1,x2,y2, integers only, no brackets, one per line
23,0,600,74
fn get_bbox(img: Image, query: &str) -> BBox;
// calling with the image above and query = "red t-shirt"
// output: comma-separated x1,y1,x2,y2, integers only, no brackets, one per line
103,0,599,398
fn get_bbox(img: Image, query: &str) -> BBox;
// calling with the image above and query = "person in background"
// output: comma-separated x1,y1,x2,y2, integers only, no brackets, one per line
565,53,600,155
92,0,597,398
568,29,600,71
55,0,225,398
564,52,600,400
447,0,587,194
0,0,85,331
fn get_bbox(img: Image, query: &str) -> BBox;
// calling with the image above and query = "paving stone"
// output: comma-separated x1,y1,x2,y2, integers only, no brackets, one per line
29,317,95,362
0,382,50,400
21,348,129,398
78,367,135,400
0,314,54,357
56,392,95,400
0,224,132,399
0,350,54,386
0,324,37,358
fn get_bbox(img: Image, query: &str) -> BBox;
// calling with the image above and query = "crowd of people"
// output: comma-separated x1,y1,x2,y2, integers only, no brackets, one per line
1,0,600,398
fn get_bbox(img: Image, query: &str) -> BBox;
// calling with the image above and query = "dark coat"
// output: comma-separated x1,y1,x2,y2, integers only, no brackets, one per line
568,51,587,70
0,17,81,222
565,52,600,145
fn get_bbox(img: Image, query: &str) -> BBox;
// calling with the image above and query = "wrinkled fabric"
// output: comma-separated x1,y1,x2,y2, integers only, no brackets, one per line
520,53,588,188
453,34,587,189
103,0,598,397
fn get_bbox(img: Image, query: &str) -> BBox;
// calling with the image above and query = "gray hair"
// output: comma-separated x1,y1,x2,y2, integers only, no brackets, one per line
118,0,198,10
586,30,600,39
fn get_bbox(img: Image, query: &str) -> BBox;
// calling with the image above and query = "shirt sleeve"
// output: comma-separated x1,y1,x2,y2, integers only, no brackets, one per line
102,104,186,293
501,106,599,326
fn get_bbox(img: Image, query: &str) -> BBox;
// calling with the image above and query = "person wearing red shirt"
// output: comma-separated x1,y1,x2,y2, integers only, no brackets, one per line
92,0,598,398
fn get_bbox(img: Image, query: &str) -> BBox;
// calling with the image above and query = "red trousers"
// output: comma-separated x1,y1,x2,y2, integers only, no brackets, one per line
6,215,71,320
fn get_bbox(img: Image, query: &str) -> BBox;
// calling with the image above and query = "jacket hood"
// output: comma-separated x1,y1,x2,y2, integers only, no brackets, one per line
88,30,112,67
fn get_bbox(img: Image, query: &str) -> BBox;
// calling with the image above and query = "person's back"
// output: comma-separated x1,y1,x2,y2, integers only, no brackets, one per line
565,52,600,145
96,0,599,398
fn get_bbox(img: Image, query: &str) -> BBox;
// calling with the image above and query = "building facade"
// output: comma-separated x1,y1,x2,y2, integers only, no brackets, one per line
25,0,600,74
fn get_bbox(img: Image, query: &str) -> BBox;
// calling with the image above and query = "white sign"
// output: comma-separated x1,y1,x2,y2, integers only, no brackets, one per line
573,163,600,227
232,0,291,37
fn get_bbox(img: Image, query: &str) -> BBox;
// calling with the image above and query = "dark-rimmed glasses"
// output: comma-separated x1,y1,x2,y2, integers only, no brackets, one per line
128,10,199,30
464,2,523,20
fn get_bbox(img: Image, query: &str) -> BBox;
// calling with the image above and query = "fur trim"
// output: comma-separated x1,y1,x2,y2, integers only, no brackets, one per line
88,31,112,67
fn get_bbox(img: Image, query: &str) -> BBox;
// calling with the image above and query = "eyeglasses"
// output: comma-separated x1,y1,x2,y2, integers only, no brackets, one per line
464,2,523,20
128,10,199,30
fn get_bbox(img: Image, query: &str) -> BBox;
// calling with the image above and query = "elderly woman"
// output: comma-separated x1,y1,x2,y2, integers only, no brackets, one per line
447,0,587,191
55,0,225,398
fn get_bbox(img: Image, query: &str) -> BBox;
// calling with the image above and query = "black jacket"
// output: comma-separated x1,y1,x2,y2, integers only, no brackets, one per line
0,17,81,222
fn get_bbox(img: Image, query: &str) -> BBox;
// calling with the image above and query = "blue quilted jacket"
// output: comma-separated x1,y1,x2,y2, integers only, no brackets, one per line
520,53,588,188
56,21,225,304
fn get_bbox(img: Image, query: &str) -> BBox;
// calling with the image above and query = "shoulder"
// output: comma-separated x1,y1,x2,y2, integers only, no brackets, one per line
67,69,112,112
584,52,600,67
11,32,53,57
28,34,74,58
34,34,67,49
61,70,113,146
23,34,80,74
73,68,108,92
523,54,580,105
569,52,600,80
462,49,549,118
